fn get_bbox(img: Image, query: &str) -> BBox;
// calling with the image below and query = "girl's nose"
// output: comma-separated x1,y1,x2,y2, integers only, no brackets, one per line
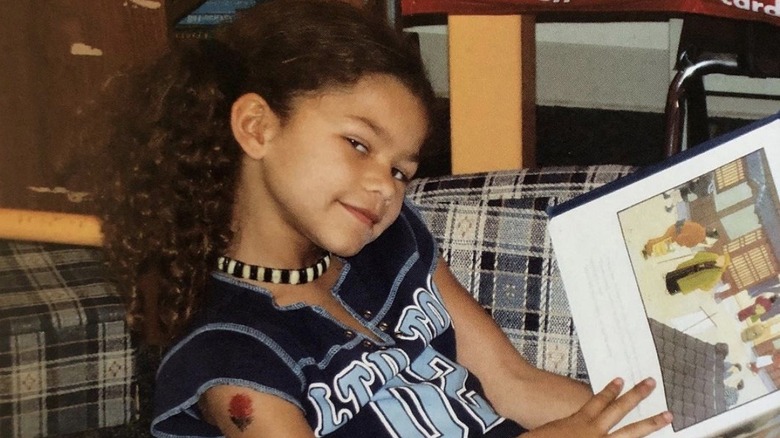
363,163,397,201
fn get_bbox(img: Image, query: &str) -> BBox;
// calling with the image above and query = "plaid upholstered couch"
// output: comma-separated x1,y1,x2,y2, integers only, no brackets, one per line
0,241,137,437
0,165,633,437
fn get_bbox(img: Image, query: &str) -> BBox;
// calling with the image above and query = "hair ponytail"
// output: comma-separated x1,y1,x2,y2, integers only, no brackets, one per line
192,38,248,105
94,38,245,344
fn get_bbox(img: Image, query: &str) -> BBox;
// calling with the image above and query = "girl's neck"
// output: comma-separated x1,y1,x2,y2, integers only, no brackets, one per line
229,185,324,269
230,150,342,269
228,225,325,269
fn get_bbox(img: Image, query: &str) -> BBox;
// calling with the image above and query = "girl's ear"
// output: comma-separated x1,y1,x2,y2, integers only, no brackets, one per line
230,93,279,160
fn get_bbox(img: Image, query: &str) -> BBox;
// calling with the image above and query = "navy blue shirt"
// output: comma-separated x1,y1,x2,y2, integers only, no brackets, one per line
152,200,526,437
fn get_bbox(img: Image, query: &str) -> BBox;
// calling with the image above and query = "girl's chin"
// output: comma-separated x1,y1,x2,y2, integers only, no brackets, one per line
330,245,366,259
326,236,377,258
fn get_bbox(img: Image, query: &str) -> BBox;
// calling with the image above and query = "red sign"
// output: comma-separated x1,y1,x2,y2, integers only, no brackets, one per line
402,0,780,26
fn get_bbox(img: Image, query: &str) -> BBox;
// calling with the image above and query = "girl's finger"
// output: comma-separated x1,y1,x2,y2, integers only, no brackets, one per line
597,378,658,430
611,411,673,438
579,378,625,419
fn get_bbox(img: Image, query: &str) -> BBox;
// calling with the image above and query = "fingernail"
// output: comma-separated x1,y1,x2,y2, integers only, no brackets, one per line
643,377,657,388
613,377,624,388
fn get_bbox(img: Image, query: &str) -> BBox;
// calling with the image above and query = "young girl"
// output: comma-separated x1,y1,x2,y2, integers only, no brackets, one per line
94,1,672,436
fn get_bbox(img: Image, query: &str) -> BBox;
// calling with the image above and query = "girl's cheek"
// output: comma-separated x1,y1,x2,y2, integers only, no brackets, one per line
383,204,404,230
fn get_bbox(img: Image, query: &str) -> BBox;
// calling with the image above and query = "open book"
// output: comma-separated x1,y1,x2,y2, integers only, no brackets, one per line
548,113,780,437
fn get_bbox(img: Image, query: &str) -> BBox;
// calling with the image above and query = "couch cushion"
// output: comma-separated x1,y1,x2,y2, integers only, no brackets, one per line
0,240,137,437
406,165,634,382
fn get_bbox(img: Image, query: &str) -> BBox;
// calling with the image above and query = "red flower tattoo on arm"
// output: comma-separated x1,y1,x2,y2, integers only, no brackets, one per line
228,393,254,432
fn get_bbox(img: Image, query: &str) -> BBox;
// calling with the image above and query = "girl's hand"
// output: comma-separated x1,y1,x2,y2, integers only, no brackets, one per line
523,378,672,438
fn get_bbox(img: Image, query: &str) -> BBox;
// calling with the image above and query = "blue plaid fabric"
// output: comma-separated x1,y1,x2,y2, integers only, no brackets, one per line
0,241,137,437
407,166,634,382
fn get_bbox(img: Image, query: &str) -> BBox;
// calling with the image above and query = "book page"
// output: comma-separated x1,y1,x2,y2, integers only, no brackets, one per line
550,118,780,437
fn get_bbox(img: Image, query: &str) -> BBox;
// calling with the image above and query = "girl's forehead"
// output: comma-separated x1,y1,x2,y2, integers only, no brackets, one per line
301,75,423,102
287,76,429,149
292,76,429,121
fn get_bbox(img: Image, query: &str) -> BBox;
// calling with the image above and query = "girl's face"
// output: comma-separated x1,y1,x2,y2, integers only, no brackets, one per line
244,74,429,258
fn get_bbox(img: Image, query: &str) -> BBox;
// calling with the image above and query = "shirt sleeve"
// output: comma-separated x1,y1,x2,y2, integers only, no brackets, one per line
151,326,305,437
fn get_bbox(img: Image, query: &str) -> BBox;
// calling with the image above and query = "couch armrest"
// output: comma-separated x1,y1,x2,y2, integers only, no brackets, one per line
0,239,137,437
406,165,634,382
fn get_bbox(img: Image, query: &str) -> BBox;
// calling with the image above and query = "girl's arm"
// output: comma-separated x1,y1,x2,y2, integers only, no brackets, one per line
199,385,315,437
431,257,590,427
432,258,671,435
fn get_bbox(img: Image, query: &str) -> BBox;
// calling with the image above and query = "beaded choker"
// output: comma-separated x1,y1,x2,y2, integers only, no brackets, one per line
217,253,331,285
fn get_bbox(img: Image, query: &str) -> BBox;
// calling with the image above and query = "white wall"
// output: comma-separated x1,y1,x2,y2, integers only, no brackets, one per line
407,22,780,119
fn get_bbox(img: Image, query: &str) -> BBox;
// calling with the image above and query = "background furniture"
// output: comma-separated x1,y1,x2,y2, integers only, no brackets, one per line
0,240,135,437
399,0,780,173
666,16,780,156
3,1,777,210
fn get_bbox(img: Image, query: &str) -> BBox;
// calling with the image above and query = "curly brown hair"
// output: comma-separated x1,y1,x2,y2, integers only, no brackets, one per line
92,0,436,346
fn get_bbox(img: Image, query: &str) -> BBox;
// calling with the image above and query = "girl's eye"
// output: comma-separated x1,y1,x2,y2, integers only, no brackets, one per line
392,168,410,183
347,138,368,154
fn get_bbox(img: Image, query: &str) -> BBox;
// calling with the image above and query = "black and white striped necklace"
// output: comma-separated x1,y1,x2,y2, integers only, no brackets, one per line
217,253,331,285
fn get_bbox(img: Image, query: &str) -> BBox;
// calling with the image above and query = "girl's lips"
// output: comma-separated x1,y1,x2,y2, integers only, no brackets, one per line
342,203,380,226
